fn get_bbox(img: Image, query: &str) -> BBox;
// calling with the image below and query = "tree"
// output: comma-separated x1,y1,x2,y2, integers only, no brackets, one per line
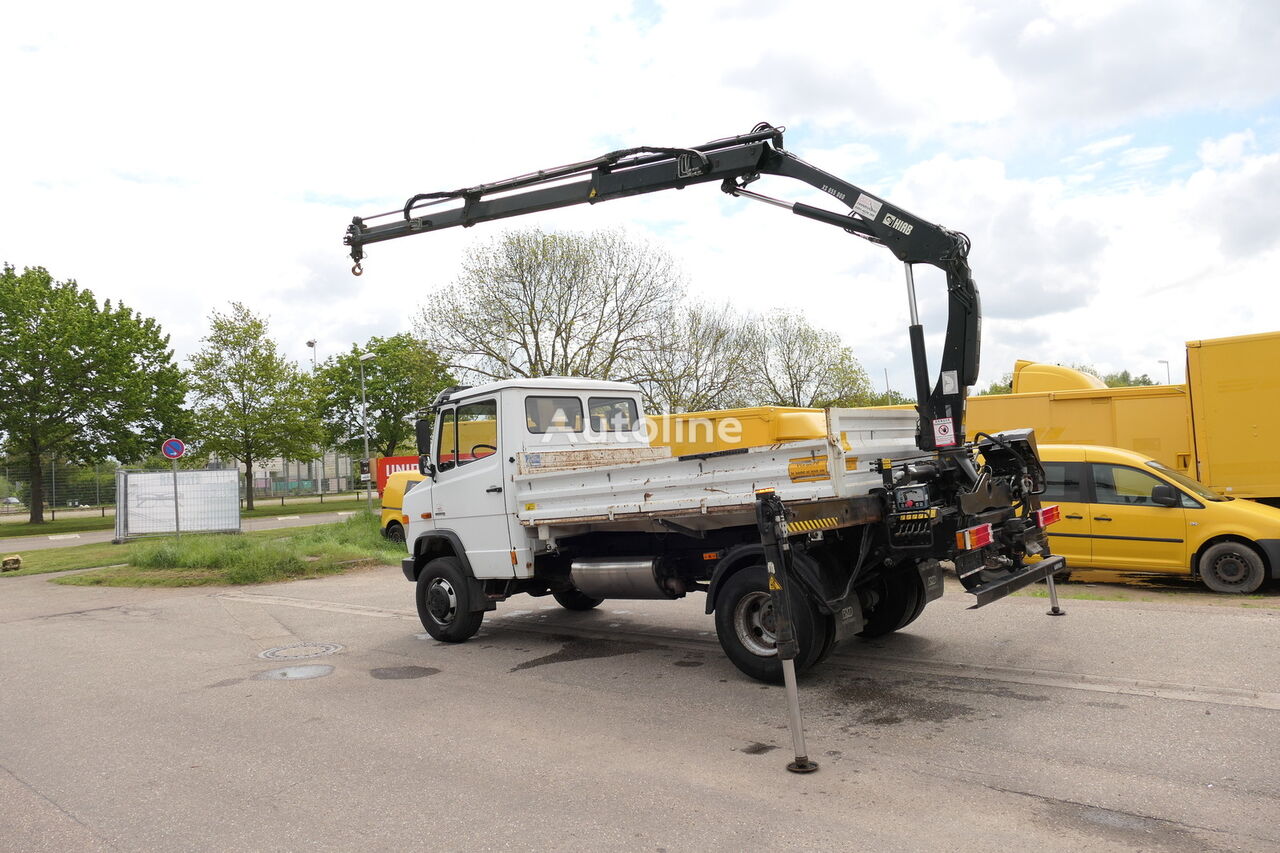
315,334,454,458
188,303,323,510
634,303,757,412
414,228,683,382
977,373,1014,395
1102,369,1156,388
0,265,188,523
745,311,873,407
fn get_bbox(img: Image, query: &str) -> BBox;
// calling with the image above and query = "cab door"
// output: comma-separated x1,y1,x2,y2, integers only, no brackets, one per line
1041,460,1092,567
431,398,514,579
1086,462,1188,571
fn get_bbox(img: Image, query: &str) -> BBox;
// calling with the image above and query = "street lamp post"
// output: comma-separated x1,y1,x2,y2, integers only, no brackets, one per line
359,352,376,513
306,339,318,371
1158,359,1171,384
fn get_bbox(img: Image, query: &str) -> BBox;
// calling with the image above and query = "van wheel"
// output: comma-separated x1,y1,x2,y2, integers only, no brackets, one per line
416,557,484,642
384,522,405,544
552,588,603,611
714,564,823,684
1199,542,1266,594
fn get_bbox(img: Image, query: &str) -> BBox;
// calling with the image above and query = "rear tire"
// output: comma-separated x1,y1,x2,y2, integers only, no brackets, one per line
552,588,604,611
415,557,484,642
1199,542,1266,594
857,572,923,638
714,565,823,684
384,522,405,544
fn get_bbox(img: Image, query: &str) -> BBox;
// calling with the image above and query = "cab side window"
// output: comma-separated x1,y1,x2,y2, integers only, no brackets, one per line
1041,462,1085,502
457,400,498,464
436,408,458,472
1092,464,1165,506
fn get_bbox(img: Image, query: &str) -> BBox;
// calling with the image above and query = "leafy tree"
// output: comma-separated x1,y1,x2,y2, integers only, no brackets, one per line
315,334,454,458
746,311,873,407
860,388,913,406
188,303,323,510
635,303,757,412
0,265,188,522
1102,369,1156,387
415,228,682,382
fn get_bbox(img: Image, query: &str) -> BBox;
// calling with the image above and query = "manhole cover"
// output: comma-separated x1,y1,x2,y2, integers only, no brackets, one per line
254,665,334,681
258,642,344,661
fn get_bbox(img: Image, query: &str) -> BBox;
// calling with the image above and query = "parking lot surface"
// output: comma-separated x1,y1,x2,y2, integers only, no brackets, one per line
2,567,1278,851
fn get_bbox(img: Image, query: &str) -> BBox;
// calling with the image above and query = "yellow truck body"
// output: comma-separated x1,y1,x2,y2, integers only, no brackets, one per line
646,331,1280,504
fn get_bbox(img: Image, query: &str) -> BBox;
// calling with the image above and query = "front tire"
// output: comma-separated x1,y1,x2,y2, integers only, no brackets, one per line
1198,542,1266,594
714,565,823,684
384,522,405,544
552,588,604,611
415,557,484,642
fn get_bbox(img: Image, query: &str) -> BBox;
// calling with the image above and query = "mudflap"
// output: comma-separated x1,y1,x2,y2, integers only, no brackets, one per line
965,555,1066,609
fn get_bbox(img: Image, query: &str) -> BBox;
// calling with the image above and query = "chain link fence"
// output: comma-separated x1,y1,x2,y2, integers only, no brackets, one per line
0,452,366,521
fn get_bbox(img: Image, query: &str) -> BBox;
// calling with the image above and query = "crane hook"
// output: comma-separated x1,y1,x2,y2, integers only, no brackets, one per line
351,262,363,276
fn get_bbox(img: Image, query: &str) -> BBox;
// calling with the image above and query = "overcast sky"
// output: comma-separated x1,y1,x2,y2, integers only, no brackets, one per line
4,0,1278,398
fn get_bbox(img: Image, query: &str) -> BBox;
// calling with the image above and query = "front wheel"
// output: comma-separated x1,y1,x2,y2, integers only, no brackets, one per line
713,565,825,684
384,522,405,544
415,557,484,642
1198,542,1266,594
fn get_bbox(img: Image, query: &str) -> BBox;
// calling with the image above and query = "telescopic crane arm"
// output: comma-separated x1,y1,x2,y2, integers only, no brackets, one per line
344,122,980,451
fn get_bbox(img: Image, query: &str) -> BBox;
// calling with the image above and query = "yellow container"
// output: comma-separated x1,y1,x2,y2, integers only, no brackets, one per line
646,406,826,456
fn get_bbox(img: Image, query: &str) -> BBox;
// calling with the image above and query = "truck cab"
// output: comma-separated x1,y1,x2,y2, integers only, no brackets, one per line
405,378,649,580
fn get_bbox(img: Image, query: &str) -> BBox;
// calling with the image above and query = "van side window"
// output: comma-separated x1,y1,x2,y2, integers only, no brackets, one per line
436,408,458,472
525,396,584,434
1041,462,1084,502
589,397,639,432
1092,464,1165,506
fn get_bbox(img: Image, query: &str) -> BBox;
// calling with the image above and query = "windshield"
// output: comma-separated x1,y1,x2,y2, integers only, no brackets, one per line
1145,460,1229,502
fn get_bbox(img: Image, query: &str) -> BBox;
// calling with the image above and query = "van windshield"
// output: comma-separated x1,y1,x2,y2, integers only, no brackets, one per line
1145,460,1229,502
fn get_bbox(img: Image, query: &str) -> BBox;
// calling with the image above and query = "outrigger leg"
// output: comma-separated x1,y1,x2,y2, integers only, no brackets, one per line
754,489,819,774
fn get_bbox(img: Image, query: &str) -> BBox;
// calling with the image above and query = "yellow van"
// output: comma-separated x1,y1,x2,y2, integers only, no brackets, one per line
1038,444,1280,593
380,470,426,543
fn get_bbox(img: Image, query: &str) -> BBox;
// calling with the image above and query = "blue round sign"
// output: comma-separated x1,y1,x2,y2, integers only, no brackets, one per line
162,438,186,459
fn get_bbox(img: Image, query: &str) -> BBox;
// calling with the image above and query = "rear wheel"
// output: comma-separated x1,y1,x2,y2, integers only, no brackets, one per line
857,571,923,638
415,557,484,642
552,588,604,611
714,565,823,684
384,522,405,544
1199,542,1266,594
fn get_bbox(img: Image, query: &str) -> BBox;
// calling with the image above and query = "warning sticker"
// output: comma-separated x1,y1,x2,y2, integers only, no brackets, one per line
768,576,782,591
852,193,882,220
932,417,957,447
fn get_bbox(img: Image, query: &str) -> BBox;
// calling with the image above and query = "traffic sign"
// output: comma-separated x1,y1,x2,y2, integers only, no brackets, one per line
162,438,187,459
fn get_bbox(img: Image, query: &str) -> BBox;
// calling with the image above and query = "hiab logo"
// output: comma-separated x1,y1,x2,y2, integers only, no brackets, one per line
883,213,914,235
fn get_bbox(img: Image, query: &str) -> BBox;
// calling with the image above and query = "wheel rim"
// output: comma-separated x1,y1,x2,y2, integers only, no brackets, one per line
1209,553,1250,587
388,525,405,543
733,591,778,657
426,578,459,625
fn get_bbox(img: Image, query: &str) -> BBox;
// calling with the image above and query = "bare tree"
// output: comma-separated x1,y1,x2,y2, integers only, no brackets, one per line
634,302,758,412
415,228,683,382
746,311,873,408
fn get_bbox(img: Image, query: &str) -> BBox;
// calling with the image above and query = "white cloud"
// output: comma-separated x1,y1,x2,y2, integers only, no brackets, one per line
1198,130,1257,167
1078,134,1134,156
1118,146,1173,168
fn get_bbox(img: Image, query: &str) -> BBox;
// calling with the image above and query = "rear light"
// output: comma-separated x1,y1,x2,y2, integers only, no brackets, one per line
1033,505,1061,528
955,522,993,550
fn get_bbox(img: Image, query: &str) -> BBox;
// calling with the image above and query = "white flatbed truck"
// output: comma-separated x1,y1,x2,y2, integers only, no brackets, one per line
344,123,1066,685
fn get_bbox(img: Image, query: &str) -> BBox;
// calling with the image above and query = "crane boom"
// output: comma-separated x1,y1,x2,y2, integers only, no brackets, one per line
344,122,979,451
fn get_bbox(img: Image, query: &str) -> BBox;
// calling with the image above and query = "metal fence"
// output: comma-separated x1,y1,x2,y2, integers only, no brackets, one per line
114,468,242,541
0,452,365,521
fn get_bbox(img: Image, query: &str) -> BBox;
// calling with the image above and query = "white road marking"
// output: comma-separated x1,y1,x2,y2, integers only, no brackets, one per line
276,515,300,520
48,534,81,540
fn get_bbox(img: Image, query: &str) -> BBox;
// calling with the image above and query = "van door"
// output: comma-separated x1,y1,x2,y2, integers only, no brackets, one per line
1087,463,1188,571
1042,460,1092,567
431,398,514,579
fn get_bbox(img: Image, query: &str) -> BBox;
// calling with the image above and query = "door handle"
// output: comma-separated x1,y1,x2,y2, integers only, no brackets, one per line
1064,514,1083,520
1094,516,1112,522
486,486,503,493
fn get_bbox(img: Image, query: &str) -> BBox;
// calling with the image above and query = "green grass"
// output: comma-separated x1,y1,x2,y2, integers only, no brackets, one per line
0,513,402,587
0,496,373,539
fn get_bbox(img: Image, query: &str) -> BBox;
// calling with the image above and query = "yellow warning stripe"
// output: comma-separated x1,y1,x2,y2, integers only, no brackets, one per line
788,516,840,533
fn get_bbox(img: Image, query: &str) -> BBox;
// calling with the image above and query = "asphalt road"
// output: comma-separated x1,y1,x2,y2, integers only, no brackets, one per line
2,569,1277,851
0,512,359,553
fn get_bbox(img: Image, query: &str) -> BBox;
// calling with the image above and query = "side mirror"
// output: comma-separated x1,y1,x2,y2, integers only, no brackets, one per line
414,417,433,456
1151,484,1180,508
419,454,437,481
